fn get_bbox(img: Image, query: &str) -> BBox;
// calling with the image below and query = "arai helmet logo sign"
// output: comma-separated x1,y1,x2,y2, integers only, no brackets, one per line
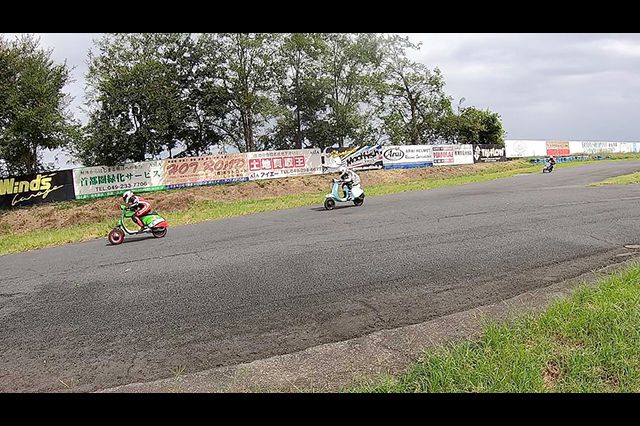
383,148,404,161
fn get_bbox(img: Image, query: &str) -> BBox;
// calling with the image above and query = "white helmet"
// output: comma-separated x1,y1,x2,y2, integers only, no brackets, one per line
122,190,135,204
338,166,347,174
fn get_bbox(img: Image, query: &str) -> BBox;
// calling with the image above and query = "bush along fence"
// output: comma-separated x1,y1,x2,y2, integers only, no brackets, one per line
1,140,636,209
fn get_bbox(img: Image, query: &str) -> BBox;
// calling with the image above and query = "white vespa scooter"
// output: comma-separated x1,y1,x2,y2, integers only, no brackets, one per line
323,179,365,210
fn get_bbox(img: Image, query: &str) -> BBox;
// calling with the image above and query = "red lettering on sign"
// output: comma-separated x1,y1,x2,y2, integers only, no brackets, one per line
249,159,261,171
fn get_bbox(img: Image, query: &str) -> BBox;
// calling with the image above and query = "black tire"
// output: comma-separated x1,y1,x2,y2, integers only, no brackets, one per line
108,228,124,245
353,195,364,206
324,198,336,210
152,227,167,238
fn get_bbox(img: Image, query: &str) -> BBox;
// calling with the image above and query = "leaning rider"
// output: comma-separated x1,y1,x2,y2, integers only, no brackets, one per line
338,166,361,198
122,190,152,231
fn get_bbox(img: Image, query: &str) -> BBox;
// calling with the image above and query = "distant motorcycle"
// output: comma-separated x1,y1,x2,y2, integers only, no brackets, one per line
543,162,554,173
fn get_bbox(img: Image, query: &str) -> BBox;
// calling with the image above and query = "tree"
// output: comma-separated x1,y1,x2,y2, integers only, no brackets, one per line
376,35,454,146
202,33,282,153
314,33,385,149
74,33,201,166
456,106,505,145
270,33,328,150
0,34,79,176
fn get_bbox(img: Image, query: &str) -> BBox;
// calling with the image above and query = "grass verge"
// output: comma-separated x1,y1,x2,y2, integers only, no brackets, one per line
350,262,640,393
0,156,638,256
590,171,640,187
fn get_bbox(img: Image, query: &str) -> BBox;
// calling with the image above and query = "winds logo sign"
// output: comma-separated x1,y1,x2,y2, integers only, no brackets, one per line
0,171,74,208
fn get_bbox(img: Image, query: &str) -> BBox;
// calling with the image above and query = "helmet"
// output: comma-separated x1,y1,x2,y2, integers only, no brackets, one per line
122,190,135,204
338,166,347,174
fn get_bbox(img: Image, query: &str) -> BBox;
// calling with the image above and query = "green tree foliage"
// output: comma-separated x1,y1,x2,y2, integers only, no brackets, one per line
456,106,505,145
0,34,79,176
317,33,385,149
269,33,328,150
70,33,506,167
74,33,194,166
203,33,282,153
377,35,454,145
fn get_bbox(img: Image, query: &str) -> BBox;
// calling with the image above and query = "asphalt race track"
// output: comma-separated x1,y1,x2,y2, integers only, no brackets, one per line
2,161,640,392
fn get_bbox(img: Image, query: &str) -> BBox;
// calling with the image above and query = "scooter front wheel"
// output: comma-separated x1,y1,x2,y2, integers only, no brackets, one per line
324,198,336,210
353,195,364,206
108,228,125,245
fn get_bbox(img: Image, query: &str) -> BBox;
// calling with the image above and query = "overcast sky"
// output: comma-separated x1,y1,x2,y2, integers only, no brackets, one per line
4,33,640,168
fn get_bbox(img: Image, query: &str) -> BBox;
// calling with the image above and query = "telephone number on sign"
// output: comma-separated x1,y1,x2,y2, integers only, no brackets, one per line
95,182,149,191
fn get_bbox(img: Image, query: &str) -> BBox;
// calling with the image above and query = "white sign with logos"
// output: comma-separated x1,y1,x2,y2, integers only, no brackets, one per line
382,145,433,169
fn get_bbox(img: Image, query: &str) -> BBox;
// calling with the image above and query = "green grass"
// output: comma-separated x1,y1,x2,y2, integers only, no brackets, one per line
1,156,640,257
350,263,640,393
590,171,640,187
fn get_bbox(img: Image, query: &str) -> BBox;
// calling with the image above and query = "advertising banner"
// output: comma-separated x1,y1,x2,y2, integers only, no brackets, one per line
382,145,433,169
432,145,455,165
73,161,165,200
1,170,75,208
247,148,323,180
505,140,548,158
569,141,583,155
579,141,620,154
472,144,506,163
163,153,248,189
546,141,570,156
323,145,384,171
454,144,474,164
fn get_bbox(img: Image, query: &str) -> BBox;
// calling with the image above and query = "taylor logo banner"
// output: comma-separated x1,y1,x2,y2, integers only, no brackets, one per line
473,144,506,163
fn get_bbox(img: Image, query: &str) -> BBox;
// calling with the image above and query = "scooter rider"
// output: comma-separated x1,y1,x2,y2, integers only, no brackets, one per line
122,190,152,231
547,155,556,171
338,165,361,198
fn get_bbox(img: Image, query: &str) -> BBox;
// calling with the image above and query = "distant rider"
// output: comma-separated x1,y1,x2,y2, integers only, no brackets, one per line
337,166,361,198
547,155,556,171
122,190,152,231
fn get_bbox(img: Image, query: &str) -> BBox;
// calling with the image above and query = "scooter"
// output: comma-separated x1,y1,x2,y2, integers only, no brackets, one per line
543,162,554,173
108,205,169,245
324,179,365,210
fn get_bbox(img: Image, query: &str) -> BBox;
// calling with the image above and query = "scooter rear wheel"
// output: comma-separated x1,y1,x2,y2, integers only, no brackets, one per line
324,198,336,210
108,228,124,245
152,227,167,238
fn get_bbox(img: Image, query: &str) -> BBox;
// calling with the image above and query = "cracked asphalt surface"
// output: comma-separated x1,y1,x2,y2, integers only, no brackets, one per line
2,161,640,392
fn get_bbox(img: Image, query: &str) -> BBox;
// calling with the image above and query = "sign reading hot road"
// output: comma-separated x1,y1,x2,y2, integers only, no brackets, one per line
163,153,248,189
247,149,323,180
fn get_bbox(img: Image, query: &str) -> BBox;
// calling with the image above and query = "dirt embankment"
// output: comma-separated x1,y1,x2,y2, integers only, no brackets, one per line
1,161,522,235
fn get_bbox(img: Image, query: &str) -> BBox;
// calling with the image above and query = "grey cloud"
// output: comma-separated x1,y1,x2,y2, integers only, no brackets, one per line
4,33,640,168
